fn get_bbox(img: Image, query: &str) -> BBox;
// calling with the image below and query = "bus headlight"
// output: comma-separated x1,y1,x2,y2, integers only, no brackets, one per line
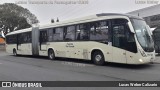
139,59,143,62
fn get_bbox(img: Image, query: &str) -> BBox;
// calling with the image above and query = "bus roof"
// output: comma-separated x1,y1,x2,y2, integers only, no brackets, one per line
39,13,143,29
6,28,32,36
6,13,143,35
96,13,142,19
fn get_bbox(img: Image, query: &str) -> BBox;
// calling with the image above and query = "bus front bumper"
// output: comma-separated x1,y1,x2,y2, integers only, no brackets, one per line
138,53,155,64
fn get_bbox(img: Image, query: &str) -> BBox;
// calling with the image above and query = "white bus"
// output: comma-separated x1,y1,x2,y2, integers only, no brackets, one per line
6,13,155,65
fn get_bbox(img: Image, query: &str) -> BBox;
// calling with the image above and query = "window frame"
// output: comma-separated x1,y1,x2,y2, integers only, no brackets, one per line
39,29,48,43
53,27,64,41
6,34,17,44
89,20,110,41
64,25,76,41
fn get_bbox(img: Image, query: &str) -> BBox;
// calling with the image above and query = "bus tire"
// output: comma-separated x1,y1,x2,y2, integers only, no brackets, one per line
48,49,55,60
92,51,105,65
13,49,17,56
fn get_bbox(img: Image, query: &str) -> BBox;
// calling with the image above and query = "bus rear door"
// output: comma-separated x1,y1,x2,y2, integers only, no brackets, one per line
40,30,48,51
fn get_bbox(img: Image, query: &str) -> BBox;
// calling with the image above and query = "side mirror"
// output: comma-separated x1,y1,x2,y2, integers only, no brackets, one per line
127,22,135,33
146,25,153,35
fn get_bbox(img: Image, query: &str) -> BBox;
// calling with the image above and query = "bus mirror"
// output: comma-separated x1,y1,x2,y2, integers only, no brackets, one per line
147,25,153,35
127,22,135,33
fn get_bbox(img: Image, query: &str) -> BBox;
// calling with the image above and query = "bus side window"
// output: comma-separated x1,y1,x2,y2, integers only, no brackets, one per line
112,25,126,49
6,35,17,44
23,32,32,43
80,24,89,40
48,28,53,42
53,27,64,41
40,30,48,43
112,19,137,53
19,34,24,44
90,21,109,41
76,24,89,40
65,26,76,41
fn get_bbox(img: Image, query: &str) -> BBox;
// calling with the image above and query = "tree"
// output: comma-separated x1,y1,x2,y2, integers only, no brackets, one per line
0,3,39,34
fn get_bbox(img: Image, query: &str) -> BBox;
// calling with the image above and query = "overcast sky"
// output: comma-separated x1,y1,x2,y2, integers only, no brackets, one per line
0,0,159,25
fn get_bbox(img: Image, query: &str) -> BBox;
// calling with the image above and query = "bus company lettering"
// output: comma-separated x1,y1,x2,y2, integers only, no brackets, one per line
66,43,74,47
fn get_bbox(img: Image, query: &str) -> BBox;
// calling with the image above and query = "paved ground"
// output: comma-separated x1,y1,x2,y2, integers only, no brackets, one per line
0,51,160,90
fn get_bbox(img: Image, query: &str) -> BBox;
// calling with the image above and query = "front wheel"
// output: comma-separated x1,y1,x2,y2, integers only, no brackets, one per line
48,50,55,60
92,51,105,65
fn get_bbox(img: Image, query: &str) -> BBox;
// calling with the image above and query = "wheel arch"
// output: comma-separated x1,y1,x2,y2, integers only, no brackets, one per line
48,48,54,54
91,49,106,61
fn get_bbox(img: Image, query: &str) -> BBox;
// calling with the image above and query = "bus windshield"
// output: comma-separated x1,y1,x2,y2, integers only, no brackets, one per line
131,19,154,52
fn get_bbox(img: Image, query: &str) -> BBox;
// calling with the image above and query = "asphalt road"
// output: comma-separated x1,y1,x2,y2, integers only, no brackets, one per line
0,51,160,90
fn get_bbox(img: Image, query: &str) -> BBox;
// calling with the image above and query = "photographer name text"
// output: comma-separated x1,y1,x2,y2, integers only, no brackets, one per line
135,0,159,4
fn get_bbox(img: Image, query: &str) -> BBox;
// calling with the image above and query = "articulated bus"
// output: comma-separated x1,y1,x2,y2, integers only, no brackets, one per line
6,13,155,65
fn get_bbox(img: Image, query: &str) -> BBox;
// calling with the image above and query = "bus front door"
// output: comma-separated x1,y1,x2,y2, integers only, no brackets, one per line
112,25,127,63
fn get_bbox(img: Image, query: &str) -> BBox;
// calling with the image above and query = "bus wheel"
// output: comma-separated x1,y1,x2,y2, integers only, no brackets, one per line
92,51,105,65
13,49,17,56
48,49,55,60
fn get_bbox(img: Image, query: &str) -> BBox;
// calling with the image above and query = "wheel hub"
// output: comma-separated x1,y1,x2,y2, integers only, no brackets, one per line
49,52,53,59
95,55,102,62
